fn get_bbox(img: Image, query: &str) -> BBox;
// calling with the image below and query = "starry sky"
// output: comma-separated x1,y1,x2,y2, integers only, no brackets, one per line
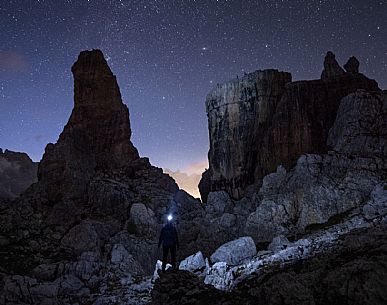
1,0,386,179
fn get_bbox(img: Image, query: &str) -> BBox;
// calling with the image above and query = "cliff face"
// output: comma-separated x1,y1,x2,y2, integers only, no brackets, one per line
202,70,292,201
200,52,380,201
0,149,37,199
38,50,139,201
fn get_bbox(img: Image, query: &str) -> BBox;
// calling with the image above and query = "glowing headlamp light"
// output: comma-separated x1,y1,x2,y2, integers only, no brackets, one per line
167,214,173,221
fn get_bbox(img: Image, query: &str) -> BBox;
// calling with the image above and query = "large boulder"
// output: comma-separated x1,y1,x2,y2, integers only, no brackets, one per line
210,236,256,265
268,235,291,252
179,251,207,273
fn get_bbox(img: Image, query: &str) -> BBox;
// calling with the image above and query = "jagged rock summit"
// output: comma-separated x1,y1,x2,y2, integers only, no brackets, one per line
344,56,360,73
38,49,139,201
0,49,203,305
321,50,345,79
200,51,380,201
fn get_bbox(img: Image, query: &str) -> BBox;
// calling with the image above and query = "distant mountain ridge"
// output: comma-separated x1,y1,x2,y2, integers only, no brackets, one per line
0,148,37,199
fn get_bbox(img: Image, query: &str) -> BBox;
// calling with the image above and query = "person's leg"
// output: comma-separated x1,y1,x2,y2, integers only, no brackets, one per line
162,246,169,272
170,245,176,270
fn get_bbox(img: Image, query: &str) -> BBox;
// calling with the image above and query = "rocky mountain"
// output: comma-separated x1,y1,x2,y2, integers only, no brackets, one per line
38,49,139,202
151,53,387,305
1,50,386,305
0,149,37,199
0,50,203,305
195,86,387,253
200,51,379,202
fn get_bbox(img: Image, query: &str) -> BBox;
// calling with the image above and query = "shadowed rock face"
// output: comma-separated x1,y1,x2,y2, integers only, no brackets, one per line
0,50,205,305
201,69,292,201
320,50,345,79
0,149,38,199
200,52,380,201
38,50,139,201
261,72,380,181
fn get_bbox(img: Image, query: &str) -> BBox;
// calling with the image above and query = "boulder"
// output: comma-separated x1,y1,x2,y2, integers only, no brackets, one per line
205,191,233,216
110,244,144,275
179,251,206,273
210,236,257,265
268,235,291,252
128,203,157,236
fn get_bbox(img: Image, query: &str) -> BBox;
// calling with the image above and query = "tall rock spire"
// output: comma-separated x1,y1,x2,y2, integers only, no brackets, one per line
38,49,139,201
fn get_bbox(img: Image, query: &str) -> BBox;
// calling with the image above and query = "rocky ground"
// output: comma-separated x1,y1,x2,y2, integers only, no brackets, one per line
152,223,387,305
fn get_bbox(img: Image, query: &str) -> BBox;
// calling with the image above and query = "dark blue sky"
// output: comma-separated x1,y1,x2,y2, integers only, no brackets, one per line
1,0,386,173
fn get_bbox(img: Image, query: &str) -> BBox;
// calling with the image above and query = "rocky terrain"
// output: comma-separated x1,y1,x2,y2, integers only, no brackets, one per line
0,50,386,305
0,149,37,200
151,223,387,305
151,52,387,304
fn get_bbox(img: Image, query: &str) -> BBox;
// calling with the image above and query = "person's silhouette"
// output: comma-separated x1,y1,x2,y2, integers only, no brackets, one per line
158,215,179,272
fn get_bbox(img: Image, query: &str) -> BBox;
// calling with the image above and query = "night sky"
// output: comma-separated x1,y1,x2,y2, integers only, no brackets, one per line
1,0,386,178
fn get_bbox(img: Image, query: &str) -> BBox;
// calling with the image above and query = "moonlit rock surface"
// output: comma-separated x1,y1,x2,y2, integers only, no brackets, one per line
268,235,291,252
204,190,387,291
179,251,206,273
210,236,256,265
152,260,172,282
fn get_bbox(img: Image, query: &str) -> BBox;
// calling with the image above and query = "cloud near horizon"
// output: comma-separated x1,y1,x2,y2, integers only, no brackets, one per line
0,51,28,75
164,160,208,199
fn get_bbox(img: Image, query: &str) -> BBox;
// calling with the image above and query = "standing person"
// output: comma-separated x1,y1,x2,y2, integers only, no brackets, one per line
158,214,179,272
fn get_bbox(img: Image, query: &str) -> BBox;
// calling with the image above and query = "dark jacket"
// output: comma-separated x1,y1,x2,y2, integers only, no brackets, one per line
158,223,179,248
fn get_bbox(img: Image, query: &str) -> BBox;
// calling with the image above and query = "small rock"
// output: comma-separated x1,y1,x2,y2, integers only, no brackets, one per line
268,235,291,252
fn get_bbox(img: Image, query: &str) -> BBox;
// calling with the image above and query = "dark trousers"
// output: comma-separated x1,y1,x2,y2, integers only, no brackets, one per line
162,245,176,271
